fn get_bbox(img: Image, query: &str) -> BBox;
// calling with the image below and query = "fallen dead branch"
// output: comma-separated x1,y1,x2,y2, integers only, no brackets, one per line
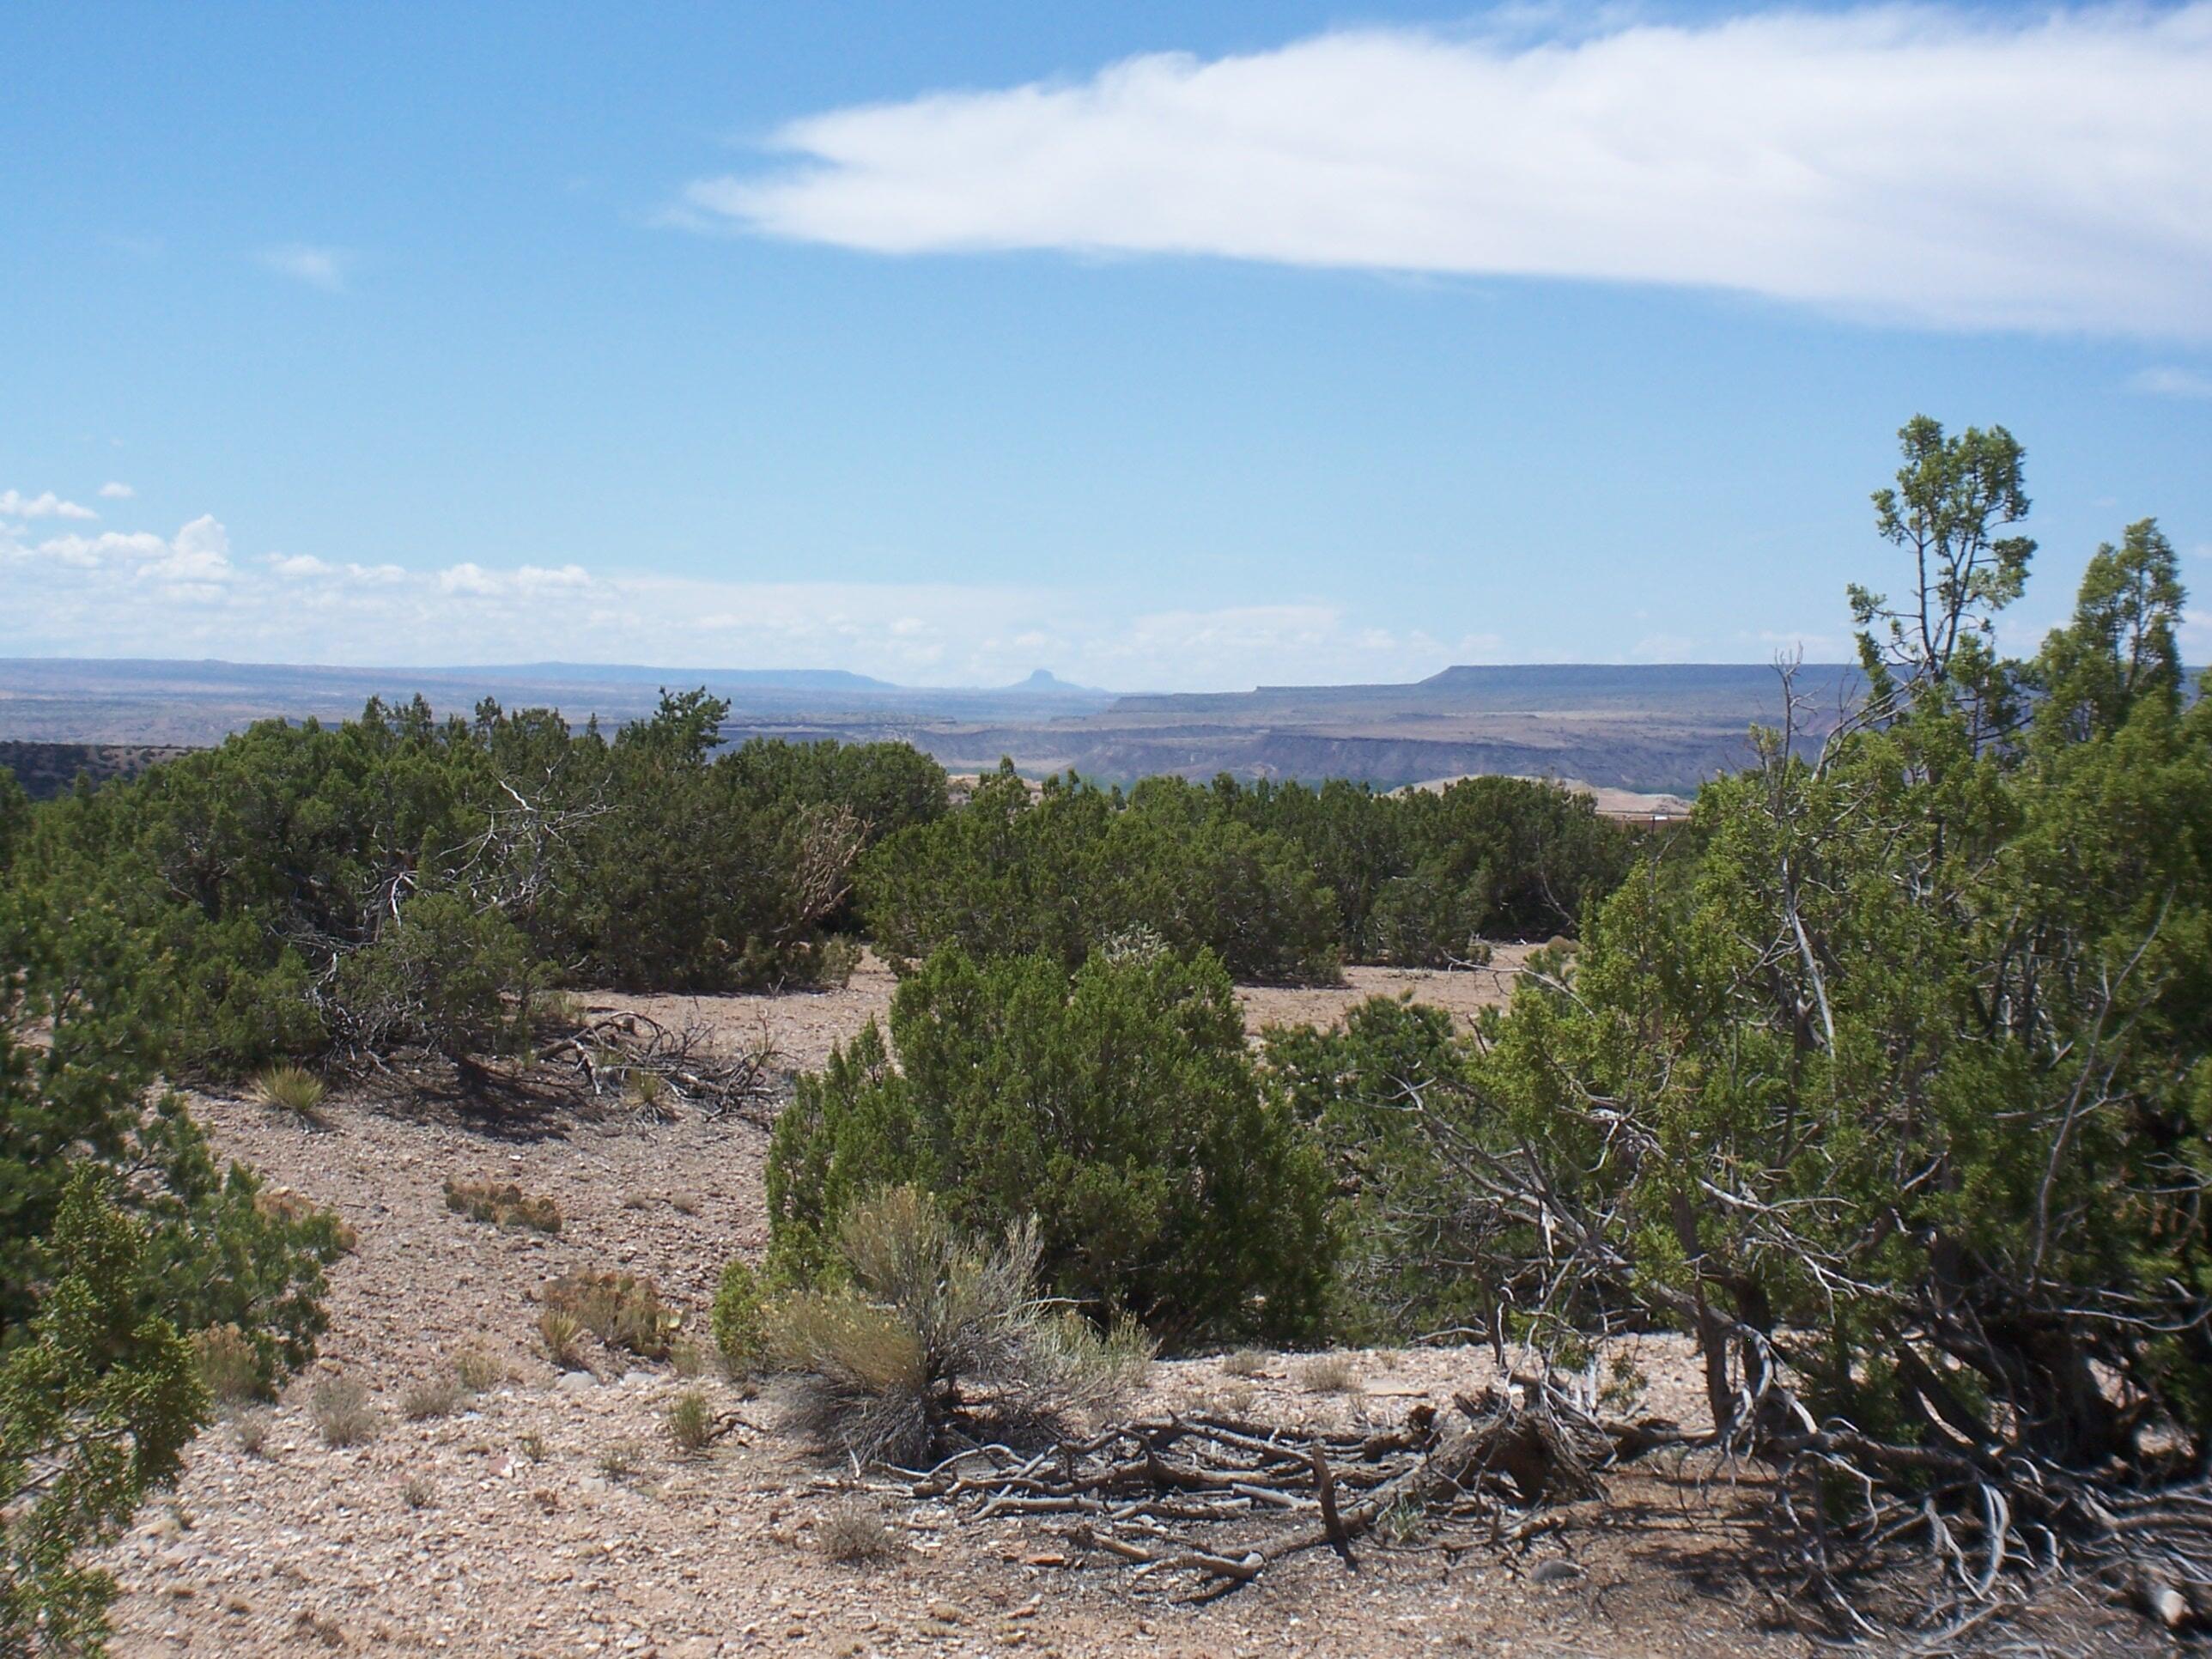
887,1378,1691,1598
538,1009,780,1123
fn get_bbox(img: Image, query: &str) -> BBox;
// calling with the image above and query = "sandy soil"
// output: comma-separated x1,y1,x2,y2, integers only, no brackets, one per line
595,948,1539,1079
99,964,2146,1657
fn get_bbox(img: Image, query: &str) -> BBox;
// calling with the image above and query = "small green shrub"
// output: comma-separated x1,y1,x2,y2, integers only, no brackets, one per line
766,947,1334,1344
665,1389,715,1455
710,1258,769,1376
453,1346,505,1393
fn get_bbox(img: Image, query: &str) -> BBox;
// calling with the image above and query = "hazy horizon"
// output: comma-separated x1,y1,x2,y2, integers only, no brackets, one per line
5,3,2208,689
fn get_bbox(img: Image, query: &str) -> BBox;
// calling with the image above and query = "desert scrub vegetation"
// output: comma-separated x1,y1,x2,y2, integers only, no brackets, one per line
0,884,340,1651
860,760,1637,979
816,1499,905,1565
443,1176,562,1233
3,695,945,1073
538,1309,586,1370
665,1389,716,1455
308,1376,379,1448
767,945,1334,1343
251,1062,326,1119
193,1324,264,1406
545,1269,678,1359
772,1187,1152,1465
1294,1353,1364,1395
710,1257,769,1376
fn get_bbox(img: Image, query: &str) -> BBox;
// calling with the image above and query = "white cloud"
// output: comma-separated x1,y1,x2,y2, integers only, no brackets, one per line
690,6,2212,337
258,244,352,291
0,489,97,520
98,481,137,500
2130,365,2212,399
437,562,499,596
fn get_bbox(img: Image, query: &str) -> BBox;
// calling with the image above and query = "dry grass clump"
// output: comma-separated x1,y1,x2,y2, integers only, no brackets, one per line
309,1376,379,1448
194,1323,264,1406
232,1408,273,1457
1295,1352,1364,1395
817,1498,905,1565
538,1309,586,1370
596,1439,645,1480
665,1389,716,1455
454,1346,506,1393
399,1474,436,1510
252,1063,327,1120
517,1431,548,1463
443,1176,562,1234
774,1186,1153,1466
402,1376,466,1421
1212,1380,1257,1417
1219,1348,1269,1379
545,1269,677,1358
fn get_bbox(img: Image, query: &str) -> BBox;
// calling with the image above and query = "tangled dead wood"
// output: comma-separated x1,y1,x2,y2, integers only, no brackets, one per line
884,1381,1690,1598
538,1009,781,1123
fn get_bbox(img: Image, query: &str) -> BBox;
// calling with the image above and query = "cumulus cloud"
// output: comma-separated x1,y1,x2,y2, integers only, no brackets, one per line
16,516,235,587
98,481,136,500
258,244,352,291
2131,365,2212,399
0,489,98,520
690,5,2212,337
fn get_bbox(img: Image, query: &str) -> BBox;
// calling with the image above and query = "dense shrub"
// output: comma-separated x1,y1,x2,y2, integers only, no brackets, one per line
860,766,1341,983
766,945,1334,1342
0,892,337,1649
861,763,1637,984
7,693,947,1073
1265,995,1533,1343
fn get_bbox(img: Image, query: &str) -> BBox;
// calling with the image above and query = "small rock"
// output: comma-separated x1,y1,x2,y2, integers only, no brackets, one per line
556,1371,598,1395
1530,1559,1583,1585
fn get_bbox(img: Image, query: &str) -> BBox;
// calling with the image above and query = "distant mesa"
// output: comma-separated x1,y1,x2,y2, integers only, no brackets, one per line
0,656,1862,795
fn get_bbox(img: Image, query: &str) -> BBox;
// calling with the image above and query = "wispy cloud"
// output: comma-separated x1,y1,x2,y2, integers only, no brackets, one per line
2,501,1510,688
689,5,2212,338
257,244,353,292
97,481,137,500
2130,365,2212,399
0,489,98,521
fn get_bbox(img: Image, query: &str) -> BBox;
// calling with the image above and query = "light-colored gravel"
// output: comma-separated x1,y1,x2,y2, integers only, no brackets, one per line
94,963,2124,1656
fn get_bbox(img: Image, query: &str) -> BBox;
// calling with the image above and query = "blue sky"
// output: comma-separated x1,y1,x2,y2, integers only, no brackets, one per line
3,2,2209,690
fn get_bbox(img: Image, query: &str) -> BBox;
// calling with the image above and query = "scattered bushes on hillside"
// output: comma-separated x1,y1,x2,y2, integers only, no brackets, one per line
860,765,1342,984
860,763,1638,985
766,946,1335,1344
6,692,948,1074
772,1187,1152,1464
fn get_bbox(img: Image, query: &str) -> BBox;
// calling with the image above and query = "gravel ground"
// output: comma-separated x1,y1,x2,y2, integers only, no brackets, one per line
96,964,2141,1657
